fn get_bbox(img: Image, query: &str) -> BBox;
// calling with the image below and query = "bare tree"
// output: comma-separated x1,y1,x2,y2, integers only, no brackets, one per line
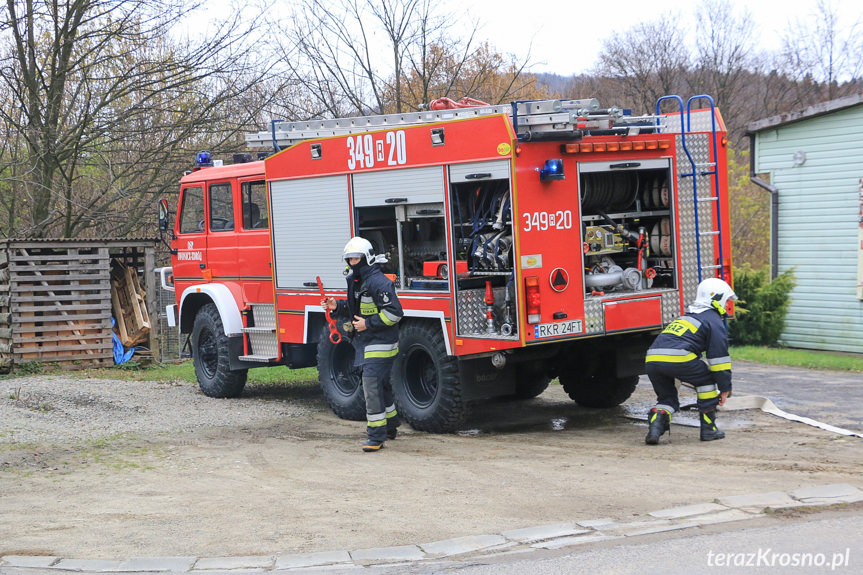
367,0,422,113
779,0,863,102
0,0,270,238
277,0,415,117
690,0,758,143
595,17,691,114
399,41,542,108
273,0,537,119
397,0,470,107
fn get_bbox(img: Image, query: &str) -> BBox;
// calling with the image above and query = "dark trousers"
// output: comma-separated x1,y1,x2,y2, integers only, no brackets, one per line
362,361,400,442
646,359,720,414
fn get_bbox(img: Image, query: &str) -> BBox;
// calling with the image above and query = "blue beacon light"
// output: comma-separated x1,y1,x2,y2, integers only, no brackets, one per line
539,159,564,181
195,151,213,167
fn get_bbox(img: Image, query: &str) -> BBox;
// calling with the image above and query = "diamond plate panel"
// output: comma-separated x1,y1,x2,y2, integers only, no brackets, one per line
661,290,683,324
456,287,517,338
685,109,719,133
583,298,604,335
246,303,278,357
658,109,716,134
251,303,276,329
675,134,717,308
675,133,698,307
248,331,279,357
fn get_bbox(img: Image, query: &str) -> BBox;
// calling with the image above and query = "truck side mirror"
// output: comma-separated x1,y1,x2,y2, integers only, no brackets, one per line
158,199,171,233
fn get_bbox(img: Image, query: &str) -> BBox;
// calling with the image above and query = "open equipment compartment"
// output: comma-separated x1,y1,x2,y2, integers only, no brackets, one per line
448,161,518,340
352,166,450,289
579,158,677,295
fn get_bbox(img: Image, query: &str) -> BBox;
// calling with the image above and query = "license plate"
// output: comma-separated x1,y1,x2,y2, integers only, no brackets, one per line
533,319,583,339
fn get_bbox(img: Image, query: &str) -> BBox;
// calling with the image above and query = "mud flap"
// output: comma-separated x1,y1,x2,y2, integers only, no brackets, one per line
613,336,652,377
458,357,516,401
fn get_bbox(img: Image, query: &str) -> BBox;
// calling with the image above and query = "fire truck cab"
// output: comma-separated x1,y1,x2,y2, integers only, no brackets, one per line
160,96,731,433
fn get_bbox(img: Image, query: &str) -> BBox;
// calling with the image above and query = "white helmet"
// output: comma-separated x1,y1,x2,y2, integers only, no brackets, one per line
690,278,737,315
343,236,377,266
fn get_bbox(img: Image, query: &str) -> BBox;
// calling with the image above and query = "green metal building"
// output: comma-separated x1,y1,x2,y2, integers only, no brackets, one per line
747,94,863,353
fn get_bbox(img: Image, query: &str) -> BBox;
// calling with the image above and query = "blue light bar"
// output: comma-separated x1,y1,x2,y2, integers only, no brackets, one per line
539,159,564,181
195,151,213,167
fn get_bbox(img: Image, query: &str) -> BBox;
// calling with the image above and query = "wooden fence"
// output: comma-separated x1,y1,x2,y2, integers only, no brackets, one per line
0,239,159,371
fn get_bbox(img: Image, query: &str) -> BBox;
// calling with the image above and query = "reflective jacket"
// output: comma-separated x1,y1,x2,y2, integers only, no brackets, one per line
336,263,403,365
645,308,732,392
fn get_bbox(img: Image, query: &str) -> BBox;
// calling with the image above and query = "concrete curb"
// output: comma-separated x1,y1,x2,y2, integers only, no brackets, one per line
2,483,861,573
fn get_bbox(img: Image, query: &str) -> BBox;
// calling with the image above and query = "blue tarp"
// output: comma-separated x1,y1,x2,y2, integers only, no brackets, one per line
112,318,135,364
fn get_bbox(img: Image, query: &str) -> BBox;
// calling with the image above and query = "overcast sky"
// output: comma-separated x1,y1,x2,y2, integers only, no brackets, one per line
190,0,862,77
460,0,862,76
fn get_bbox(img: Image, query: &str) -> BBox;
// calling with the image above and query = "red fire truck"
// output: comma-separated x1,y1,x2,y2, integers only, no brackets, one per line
158,95,732,432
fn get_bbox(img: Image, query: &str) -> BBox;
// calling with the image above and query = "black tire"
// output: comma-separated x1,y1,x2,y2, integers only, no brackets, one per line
560,372,639,408
512,362,551,399
317,324,366,421
391,320,465,433
191,303,247,398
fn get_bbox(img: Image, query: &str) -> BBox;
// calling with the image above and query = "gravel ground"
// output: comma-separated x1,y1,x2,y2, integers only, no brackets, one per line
2,366,863,560
0,375,310,446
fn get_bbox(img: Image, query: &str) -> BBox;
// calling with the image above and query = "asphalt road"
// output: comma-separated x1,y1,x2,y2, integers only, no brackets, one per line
730,360,863,433
412,510,863,575
8,509,858,575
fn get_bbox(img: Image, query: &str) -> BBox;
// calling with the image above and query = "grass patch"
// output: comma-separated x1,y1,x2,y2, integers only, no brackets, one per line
731,346,863,373
7,347,860,382
69,350,863,379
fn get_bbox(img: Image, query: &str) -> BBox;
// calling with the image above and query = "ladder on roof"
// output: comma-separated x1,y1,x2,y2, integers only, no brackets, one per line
245,98,663,150
655,94,726,284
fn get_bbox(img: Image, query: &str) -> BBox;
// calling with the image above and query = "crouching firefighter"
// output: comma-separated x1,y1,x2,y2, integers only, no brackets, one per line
644,278,737,444
322,237,403,452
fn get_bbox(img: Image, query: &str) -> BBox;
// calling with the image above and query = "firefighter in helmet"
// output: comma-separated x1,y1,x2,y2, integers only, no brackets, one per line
644,278,737,444
321,237,403,452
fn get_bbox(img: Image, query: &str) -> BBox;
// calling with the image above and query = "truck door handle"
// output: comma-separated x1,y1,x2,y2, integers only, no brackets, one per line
609,162,641,169
385,197,408,203
303,282,318,287
465,173,492,179
199,264,206,269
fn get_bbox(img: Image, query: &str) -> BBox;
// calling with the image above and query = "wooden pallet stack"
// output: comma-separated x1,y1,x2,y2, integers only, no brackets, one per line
0,258,10,372
111,259,151,348
0,239,158,370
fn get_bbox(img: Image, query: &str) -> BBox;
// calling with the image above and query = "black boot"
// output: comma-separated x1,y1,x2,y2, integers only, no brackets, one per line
645,408,671,445
700,410,725,441
362,439,385,452
386,415,401,440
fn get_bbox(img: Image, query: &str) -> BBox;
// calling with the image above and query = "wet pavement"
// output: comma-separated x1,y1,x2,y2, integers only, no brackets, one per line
455,359,862,437
730,360,863,432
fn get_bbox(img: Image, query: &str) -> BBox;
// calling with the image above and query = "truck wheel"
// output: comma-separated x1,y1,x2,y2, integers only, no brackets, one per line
392,321,465,433
560,372,639,408
317,324,366,421
191,303,247,398
512,362,550,399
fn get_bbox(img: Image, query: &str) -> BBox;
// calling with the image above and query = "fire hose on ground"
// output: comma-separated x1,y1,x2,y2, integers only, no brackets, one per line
629,386,863,438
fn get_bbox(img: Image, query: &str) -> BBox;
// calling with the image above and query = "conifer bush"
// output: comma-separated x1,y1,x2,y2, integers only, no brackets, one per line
728,266,796,346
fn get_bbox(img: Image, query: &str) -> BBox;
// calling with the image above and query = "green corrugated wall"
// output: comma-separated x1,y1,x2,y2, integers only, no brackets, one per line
753,104,863,353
